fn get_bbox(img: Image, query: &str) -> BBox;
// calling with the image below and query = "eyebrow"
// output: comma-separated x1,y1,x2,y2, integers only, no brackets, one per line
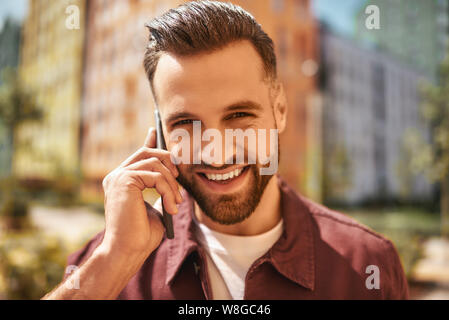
165,111,199,126
164,100,263,126
223,100,263,113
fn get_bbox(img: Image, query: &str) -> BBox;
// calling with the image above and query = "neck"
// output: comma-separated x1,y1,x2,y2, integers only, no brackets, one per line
194,175,281,236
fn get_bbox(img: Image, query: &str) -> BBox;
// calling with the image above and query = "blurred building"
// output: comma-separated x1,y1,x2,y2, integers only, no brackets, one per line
321,27,432,205
81,0,321,201
0,18,21,178
15,0,86,181
356,0,449,80
0,18,21,74
80,0,181,199
245,0,321,201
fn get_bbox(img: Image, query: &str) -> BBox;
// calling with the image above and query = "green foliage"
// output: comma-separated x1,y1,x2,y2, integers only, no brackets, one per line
0,176,32,230
401,55,449,236
323,143,352,201
0,230,69,299
0,68,43,230
0,68,42,130
402,56,449,182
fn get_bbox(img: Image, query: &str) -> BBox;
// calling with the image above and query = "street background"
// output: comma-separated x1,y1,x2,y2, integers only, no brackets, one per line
0,0,448,299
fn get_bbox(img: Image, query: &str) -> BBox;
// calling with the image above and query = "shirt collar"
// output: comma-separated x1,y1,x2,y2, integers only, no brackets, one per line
165,175,316,291
268,176,315,290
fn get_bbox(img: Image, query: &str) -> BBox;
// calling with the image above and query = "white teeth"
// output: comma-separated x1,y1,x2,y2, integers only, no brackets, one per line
205,168,244,181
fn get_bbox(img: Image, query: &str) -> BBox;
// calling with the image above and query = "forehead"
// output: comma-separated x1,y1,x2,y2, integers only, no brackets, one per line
152,40,269,115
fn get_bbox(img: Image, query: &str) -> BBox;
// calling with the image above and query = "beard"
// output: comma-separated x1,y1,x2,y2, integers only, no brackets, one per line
176,163,274,225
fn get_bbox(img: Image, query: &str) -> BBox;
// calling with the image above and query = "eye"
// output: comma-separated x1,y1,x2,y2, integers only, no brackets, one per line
226,112,253,120
173,119,193,127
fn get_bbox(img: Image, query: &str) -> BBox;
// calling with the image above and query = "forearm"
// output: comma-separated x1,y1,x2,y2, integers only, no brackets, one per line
42,244,147,300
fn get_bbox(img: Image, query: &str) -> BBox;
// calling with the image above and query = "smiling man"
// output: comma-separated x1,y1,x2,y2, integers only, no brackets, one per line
44,1,408,300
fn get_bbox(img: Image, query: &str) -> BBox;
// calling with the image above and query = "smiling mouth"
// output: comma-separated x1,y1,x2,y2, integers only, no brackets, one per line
197,166,249,184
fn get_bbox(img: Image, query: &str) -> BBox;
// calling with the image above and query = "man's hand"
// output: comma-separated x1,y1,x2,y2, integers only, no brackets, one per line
101,127,182,259
43,127,182,299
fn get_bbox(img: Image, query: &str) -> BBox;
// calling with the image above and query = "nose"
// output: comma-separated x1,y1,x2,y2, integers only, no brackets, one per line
200,136,235,167
199,128,236,167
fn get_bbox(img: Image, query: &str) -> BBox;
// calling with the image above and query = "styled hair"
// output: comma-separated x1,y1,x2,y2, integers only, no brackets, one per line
143,0,277,98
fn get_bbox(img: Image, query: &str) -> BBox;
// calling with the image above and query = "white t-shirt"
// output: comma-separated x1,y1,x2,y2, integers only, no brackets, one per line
193,216,284,300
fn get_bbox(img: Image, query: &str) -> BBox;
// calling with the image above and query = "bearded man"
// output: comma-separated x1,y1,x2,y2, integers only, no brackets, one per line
44,1,408,300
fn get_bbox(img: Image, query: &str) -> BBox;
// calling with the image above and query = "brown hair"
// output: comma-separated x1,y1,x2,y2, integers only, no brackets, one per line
143,0,277,99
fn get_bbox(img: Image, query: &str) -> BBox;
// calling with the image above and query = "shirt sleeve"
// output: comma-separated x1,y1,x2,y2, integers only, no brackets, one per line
62,230,105,281
383,239,409,300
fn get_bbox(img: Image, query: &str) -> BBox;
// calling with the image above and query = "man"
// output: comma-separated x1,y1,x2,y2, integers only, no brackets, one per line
44,1,408,299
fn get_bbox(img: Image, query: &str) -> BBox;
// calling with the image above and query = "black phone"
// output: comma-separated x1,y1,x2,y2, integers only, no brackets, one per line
154,109,175,239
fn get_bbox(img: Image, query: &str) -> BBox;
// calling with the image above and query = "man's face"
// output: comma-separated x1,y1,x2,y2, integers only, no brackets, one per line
153,40,285,225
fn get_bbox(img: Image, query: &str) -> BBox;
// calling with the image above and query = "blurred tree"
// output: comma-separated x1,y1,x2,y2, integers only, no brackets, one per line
0,230,68,299
0,68,42,152
0,68,42,229
402,57,449,237
322,143,352,204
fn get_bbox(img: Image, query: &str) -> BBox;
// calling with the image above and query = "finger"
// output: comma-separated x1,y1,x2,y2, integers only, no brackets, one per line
119,147,179,177
131,170,178,214
144,127,156,148
128,158,182,203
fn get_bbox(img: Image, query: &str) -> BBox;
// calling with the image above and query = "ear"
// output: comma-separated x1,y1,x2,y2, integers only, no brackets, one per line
270,80,288,134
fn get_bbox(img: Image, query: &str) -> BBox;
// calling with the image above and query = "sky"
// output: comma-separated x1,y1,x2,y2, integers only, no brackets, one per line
0,0,366,36
0,0,28,31
312,0,367,37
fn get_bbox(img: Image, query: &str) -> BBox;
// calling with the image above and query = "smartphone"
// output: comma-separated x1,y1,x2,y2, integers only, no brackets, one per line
154,109,175,239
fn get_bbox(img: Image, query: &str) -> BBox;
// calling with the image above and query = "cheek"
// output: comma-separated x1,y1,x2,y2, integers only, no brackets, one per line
167,132,196,165
253,116,277,161
252,130,276,163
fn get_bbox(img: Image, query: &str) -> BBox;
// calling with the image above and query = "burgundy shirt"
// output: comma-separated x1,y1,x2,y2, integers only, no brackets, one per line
66,176,409,299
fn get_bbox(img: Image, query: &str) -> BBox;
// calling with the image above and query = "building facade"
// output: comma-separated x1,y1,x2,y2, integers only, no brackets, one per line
0,18,22,178
356,0,449,81
15,0,86,181
321,27,432,205
81,0,320,200
0,18,21,75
